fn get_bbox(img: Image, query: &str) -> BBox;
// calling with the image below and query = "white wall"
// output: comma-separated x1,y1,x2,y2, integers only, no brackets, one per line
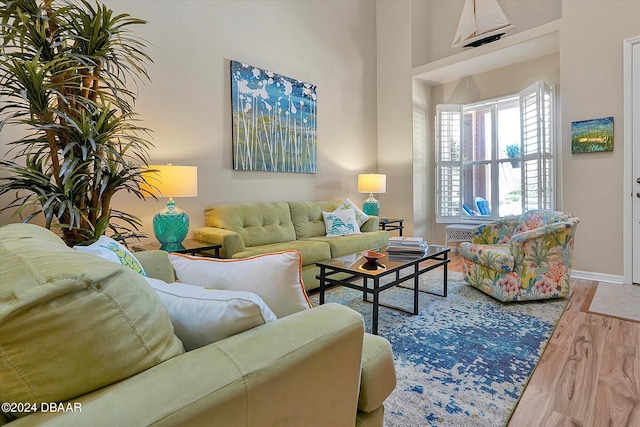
559,0,640,277
3,0,638,279
377,0,639,277
0,0,379,238
377,0,414,232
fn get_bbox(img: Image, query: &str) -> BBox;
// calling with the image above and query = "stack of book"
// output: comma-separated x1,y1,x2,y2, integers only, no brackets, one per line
386,236,428,259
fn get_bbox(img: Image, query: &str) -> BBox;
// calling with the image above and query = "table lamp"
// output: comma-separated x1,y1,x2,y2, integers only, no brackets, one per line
142,165,198,251
358,173,386,216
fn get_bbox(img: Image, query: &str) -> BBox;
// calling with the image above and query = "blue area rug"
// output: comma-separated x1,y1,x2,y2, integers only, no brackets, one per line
309,270,570,426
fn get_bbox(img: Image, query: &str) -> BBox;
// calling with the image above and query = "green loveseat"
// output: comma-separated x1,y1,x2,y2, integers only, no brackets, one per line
194,200,389,290
0,223,396,426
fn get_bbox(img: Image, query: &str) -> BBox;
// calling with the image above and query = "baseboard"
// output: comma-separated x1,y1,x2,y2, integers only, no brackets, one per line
571,270,624,285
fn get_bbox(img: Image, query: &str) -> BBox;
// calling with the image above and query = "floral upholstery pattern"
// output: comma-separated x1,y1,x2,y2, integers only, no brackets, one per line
458,244,515,273
460,210,580,302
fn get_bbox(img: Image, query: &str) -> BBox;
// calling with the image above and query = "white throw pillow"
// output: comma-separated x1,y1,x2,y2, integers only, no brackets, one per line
322,209,361,237
74,235,147,277
335,198,369,227
168,250,311,318
145,278,277,351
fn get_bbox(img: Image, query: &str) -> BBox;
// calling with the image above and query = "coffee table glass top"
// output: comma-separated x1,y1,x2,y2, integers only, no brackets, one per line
317,245,450,276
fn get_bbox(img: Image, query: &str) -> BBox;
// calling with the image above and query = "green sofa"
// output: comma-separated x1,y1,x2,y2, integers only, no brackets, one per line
194,200,389,290
0,223,396,426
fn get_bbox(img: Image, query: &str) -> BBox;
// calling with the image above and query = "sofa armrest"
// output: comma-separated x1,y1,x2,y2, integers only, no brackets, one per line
193,226,245,258
360,216,380,232
135,250,175,282
7,304,365,427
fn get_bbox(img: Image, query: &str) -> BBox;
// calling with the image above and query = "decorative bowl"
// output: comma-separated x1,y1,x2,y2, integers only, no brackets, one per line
362,250,386,263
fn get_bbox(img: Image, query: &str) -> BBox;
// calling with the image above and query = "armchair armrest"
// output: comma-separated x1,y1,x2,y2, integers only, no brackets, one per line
471,216,520,244
509,219,579,250
193,227,245,258
7,304,365,427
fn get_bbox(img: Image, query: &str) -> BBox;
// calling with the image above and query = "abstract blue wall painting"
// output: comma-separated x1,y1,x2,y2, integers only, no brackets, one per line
571,116,614,154
231,60,317,173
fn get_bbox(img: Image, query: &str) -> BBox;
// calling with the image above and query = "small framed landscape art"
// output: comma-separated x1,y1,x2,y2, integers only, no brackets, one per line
230,60,317,173
571,116,614,154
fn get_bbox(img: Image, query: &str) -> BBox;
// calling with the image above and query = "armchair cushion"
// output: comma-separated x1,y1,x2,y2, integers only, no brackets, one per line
458,243,515,273
471,216,520,244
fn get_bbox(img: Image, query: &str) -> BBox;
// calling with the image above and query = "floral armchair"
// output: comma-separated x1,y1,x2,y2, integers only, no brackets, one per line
459,210,580,302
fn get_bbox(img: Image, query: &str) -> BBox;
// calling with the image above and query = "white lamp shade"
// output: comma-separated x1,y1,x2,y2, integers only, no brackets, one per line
358,174,386,194
142,165,198,198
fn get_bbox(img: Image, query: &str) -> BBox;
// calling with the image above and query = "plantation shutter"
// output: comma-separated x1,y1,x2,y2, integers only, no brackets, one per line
519,81,554,211
436,104,463,222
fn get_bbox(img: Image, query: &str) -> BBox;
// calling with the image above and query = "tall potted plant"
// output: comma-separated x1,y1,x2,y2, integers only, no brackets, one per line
0,0,153,245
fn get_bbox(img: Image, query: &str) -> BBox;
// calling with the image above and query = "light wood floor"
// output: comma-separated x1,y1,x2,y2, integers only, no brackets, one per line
447,253,640,427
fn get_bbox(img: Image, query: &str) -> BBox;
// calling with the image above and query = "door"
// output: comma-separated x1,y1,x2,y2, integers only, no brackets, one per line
633,41,640,284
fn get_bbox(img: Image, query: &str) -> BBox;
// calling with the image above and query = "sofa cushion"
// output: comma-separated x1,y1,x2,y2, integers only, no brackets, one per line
169,251,312,318
288,200,341,239
231,239,331,266
0,224,184,418
303,231,389,259
322,209,361,236
204,202,296,247
145,278,277,351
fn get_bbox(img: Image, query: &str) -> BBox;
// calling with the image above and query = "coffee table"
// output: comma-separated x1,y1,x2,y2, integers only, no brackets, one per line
316,245,450,334
132,239,221,257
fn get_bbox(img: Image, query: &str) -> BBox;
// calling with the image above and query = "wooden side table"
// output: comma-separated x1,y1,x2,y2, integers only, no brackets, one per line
379,218,404,236
132,239,221,258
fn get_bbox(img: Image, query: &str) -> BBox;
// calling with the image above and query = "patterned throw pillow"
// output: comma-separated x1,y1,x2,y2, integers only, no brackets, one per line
74,235,147,277
335,198,369,227
322,209,361,237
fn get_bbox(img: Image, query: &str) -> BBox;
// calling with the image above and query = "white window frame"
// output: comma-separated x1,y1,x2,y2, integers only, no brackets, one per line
435,81,555,223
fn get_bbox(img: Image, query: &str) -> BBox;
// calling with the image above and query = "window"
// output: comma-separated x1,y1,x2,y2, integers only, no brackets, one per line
436,81,554,223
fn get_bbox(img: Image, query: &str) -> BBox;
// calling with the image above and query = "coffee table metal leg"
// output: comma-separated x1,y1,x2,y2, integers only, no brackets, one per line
443,252,448,297
372,277,379,335
413,263,419,315
319,266,326,305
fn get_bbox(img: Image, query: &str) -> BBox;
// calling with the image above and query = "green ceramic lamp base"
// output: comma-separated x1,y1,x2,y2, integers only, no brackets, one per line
362,194,381,216
153,198,189,252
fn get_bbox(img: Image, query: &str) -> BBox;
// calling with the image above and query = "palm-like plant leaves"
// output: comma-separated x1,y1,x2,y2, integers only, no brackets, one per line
1,0,153,245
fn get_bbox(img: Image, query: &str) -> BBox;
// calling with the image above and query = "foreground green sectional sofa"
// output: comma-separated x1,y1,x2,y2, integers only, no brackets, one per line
194,200,390,291
0,223,396,426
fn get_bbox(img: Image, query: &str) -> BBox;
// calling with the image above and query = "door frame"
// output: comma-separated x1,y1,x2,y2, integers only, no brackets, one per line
623,35,640,285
